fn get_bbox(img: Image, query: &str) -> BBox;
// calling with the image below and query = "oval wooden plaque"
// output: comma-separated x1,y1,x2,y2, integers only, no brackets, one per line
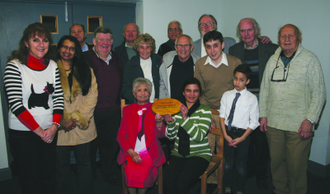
152,98,181,115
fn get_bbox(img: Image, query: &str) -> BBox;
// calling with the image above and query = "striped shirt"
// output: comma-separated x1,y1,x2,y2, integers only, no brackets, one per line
166,104,212,162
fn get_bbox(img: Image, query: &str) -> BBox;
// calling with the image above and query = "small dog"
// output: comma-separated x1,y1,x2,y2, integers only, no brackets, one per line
28,82,54,109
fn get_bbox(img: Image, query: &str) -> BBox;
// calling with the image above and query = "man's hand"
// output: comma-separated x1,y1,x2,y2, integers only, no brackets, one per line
297,119,313,140
260,36,272,44
260,117,267,132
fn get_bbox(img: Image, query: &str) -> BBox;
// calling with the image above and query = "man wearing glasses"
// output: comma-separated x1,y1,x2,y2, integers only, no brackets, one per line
159,34,199,101
157,20,183,57
229,18,278,190
259,24,326,194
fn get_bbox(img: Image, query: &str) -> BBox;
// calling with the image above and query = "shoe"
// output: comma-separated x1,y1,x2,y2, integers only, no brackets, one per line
257,178,268,190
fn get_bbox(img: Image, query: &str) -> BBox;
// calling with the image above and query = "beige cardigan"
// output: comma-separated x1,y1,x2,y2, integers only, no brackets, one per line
56,60,98,146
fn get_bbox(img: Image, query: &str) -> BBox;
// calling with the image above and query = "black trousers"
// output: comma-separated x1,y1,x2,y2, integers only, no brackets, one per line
247,126,269,179
90,108,121,180
164,155,209,194
56,142,92,194
9,129,57,194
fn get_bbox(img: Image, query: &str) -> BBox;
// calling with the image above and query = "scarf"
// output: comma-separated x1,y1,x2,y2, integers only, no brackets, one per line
178,99,200,157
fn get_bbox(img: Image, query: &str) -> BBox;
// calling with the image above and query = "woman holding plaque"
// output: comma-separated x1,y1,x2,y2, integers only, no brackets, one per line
117,77,165,194
163,77,212,194
122,33,163,104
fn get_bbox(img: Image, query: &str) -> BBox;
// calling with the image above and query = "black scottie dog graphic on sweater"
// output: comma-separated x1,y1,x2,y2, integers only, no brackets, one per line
28,82,54,109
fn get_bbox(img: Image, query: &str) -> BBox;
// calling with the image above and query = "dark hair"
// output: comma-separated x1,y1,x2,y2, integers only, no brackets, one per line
70,24,86,33
234,64,252,80
181,77,202,95
7,22,54,64
93,26,113,39
57,35,91,96
203,31,223,45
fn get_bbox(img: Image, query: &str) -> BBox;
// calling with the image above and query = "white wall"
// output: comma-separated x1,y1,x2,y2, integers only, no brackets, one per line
137,0,330,166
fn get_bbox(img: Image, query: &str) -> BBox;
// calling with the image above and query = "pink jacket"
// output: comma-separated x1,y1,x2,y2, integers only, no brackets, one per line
117,102,165,167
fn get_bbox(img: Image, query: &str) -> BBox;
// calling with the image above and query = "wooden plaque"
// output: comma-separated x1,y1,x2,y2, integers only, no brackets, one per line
152,98,181,115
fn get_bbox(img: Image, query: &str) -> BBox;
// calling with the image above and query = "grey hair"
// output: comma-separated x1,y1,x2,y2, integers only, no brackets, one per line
123,23,140,34
236,18,261,41
168,20,182,33
132,77,153,94
198,14,217,35
93,26,113,39
175,34,193,45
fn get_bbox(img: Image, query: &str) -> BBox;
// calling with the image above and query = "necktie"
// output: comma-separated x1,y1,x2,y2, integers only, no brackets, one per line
227,92,241,131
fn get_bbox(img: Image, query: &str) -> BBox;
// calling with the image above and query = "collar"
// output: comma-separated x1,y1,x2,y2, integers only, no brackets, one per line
93,46,112,64
204,52,228,68
125,42,133,48
234,87,247,95
244,39,259,50
82,43,89,52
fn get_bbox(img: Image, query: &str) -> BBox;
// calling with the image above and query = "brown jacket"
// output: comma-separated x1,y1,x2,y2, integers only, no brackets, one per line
56,60,98,146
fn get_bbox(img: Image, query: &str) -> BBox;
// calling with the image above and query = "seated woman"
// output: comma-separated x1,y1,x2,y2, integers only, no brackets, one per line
117,77,166,194
163,77,212,194
122,33,163,104
55,35,98,194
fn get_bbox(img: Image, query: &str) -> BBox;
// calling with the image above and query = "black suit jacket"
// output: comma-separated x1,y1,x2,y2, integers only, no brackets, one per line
114,41,130,70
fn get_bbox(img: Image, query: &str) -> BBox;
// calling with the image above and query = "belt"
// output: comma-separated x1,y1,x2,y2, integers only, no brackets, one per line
225,125,245,132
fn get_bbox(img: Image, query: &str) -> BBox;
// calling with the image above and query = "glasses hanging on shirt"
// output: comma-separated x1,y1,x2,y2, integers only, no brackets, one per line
271,55,290,82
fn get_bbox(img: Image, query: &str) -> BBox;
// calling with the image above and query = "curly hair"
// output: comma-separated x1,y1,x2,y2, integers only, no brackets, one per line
133,33,156,53
7,22,54,64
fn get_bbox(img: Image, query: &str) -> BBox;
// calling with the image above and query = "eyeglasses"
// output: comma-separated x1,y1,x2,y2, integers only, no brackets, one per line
61,45,75,52
199,21,215,28
176,44,191,49
169,27,180,32
271,55,290,82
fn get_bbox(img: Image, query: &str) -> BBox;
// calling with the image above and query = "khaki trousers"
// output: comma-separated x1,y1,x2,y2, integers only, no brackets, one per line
266,126,312,194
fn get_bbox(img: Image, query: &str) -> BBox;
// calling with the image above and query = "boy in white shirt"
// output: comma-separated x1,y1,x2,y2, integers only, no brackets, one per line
219,64,259,194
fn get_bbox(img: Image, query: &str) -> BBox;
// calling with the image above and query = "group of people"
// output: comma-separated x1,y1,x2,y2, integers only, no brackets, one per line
3,13,326,194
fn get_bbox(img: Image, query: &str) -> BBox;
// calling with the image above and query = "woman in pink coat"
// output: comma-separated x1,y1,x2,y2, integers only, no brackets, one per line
117,77,165,194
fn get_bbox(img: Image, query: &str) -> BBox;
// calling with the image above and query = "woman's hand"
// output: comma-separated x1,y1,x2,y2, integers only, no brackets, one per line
63,119,78,132
180,104,188,120
163,113,174,123
127,149,142,164
43,125,58,144
155,113,163,123
33,126,46,139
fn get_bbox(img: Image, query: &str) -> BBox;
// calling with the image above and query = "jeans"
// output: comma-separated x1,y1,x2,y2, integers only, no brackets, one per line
223,127,250,192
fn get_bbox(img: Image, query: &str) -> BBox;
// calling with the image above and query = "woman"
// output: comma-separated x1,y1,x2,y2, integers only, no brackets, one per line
3,22,64,194
163,77,212,194
122,33,163,104
55,35,98,194
117,77,165,194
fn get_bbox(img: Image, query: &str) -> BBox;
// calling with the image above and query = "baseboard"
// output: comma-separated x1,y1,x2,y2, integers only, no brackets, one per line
308,160,330,178
0,167,12,182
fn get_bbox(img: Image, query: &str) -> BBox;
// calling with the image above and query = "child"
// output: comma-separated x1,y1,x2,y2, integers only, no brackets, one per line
219,64,259,194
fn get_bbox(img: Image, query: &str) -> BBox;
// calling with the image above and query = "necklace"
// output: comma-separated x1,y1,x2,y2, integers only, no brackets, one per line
65,67,72,71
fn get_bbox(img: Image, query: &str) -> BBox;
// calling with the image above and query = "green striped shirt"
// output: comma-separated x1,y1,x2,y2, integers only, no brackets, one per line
166,104,212,162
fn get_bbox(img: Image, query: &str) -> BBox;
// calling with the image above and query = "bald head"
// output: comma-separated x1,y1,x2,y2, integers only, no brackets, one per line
123,23,140,45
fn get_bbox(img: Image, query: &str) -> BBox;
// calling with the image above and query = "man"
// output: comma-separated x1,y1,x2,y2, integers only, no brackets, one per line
194,30,241,185
259,24,326,194
114,23,140,69
157,20,183,57
84,26,122,184
229,18,278,190
192,14,271,57
70,24,91,52
159,34,199,102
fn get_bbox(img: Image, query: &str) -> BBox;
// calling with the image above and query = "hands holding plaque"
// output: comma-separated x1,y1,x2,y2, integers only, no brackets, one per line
152,98,181,115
